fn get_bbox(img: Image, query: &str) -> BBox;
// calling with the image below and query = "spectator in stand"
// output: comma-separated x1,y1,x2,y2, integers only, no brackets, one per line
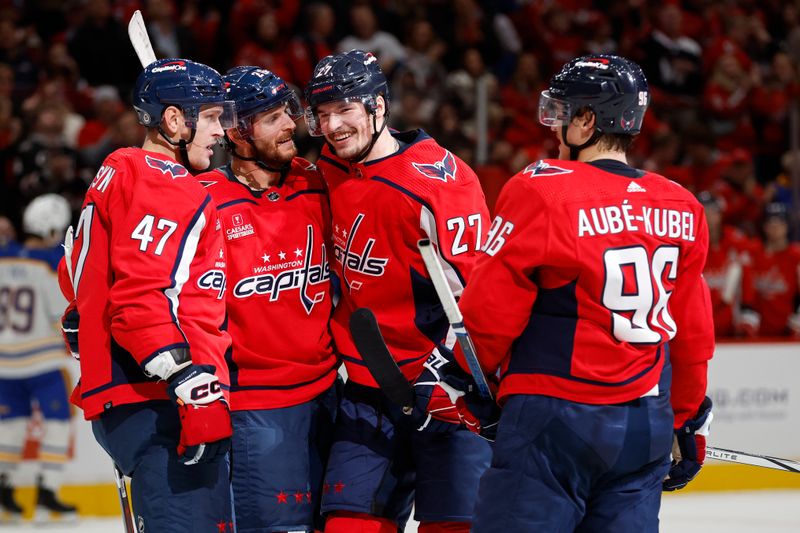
80,109,145,171
740,203,800,338
338,3,406,77
76,85,123,150
393,19,447,110
0,17,40,105
641,4,703,111
698,192,755,338
751,51,800,184
499,52,548,151
702,52,756,152
537,5,584,76
713,149,765,237
144,0,197,60
445,47,500,140
681,123,723,193
233,10,292,82
15,103,80,201
67,0,140,92
286,2,335,88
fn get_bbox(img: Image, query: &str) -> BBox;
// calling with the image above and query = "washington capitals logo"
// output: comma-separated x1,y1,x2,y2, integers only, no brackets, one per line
145,155,189,179
523,161,573,178
412,151,457,182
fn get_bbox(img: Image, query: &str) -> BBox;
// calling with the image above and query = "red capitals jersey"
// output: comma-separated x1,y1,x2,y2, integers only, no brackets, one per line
703,227,755,337
742,242,800,336
63,147,231,420
196,159,338,410
318,130,490,387
458,159,714,427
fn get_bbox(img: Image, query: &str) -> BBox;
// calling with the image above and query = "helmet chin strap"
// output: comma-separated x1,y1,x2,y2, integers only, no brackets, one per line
562,123,601,161
158,125,200,173
327,108,389,164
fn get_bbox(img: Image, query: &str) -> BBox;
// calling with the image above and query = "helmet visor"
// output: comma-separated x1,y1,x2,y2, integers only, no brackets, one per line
538,90,572,127
304,95,377,137
185,101,238,130
245,94,303,141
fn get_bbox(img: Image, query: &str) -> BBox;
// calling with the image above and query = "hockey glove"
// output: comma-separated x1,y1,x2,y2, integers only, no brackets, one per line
60,302,80,360
663,396,713,491
413,346,500,441
166,365,232,466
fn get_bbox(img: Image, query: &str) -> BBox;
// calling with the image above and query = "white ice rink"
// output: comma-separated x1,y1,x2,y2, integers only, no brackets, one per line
2,490,798,532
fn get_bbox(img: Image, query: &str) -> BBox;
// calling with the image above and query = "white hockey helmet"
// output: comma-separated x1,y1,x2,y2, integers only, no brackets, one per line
23,194,71,240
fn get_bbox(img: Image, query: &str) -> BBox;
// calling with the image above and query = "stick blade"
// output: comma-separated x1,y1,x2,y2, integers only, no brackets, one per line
128,10,157,68
349,308,415,411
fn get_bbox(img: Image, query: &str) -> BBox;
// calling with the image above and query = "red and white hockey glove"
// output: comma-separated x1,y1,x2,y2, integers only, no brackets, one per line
663,396,713,491
166,365,232,465
60,301,80,360
413,346,500,441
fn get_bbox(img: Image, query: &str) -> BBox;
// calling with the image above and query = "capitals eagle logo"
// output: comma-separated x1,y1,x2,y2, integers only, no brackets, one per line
523,161,573,177
145,155,189,179
412,151,457,182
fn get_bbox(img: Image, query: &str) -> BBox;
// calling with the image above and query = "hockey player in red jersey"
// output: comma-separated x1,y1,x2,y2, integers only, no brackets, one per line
303,50,492,533
60,59,237,532
451,56,716,532
195,66,339,532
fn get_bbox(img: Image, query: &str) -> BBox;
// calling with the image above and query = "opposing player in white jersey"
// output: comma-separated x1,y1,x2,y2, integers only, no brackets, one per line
0,194,77,522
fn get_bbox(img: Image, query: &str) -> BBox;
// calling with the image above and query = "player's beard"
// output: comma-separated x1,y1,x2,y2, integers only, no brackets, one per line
255,135,297,166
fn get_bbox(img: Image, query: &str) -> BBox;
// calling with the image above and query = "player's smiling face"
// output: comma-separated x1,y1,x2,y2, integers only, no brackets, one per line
250,103,298,164
316,99,380,160
186,105,226,169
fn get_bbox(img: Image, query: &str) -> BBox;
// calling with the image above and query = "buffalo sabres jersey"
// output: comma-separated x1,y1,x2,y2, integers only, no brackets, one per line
318,130,490,387
0,243,68,378
458,159,714,427
62,147,231,420
196,158,338,410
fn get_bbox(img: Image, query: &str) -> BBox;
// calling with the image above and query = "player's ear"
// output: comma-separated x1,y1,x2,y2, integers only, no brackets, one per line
161,105,183,136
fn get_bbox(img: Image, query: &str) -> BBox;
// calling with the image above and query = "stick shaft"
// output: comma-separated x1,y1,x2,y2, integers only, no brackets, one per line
706,446,800,473
113,465,135,533
417,239,492,399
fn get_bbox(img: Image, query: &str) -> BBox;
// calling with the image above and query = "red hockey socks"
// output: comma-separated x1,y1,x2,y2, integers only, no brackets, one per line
324,511,397,533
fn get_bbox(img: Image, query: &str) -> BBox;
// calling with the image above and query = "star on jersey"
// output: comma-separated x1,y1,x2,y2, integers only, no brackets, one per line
278,251,287,260
412,150,457,182
262,253,270,263
294,248,302,257
523,161,573,177
144,155,189,179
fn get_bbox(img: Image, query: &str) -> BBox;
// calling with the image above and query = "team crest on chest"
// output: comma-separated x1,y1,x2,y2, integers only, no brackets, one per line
332,213,389,292
144,155,189,179
412,150,457,182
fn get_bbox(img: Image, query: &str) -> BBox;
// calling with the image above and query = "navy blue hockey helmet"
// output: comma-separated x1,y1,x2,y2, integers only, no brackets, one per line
539,55,649,136
223,66,302,139
303,49,389,136
133,58,236,129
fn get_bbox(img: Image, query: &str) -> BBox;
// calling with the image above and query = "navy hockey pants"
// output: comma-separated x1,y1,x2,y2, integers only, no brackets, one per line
472,390,673,533
92,401,233,533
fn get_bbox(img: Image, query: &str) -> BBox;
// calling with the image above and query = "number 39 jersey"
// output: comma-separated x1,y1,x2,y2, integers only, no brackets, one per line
318,130,490,387
459,159,714,427
63,147,231,420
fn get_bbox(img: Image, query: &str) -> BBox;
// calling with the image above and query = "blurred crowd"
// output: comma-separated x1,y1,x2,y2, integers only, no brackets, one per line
0,0,798,339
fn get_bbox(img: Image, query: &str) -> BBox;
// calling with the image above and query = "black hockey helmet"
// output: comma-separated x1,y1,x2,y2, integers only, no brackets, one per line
540,54,649,136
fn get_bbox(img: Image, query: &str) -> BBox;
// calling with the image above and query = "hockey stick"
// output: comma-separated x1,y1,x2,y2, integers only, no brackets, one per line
705,446,800,473
417,238,492,399
127,10,157,68
349,308,415,414
62,232,135,531
113,465,135,533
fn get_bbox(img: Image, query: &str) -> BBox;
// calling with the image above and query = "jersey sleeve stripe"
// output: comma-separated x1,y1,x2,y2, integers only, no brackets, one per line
163,195,210,342
319,154,348,173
